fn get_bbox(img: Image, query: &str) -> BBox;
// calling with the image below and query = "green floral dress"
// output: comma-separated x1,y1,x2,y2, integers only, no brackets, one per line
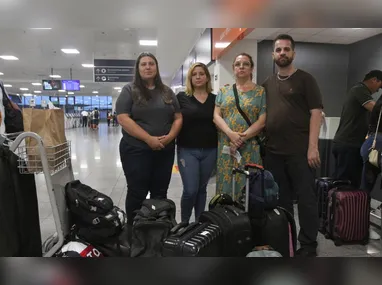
215,84,266,200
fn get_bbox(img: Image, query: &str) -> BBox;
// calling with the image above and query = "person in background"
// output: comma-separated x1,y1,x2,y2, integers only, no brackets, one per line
81,110,88,127
262,34,323,257
113,111,118,126
116,52,183,223
107,111,112,127
176,62,218,223
213,52,266,200
360,97,382,240
333,70,382,188
92,108,100,130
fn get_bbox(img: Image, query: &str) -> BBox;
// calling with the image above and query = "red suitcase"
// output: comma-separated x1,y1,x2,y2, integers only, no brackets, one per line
325,186,370,246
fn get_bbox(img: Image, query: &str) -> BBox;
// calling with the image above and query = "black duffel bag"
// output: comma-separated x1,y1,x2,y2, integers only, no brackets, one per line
130,199,177,257
65,180,114,218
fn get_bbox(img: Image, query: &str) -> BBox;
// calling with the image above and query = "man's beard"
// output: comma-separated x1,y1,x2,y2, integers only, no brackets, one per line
275,56,293,67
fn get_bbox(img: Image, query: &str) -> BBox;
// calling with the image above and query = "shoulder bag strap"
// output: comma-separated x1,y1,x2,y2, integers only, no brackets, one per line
371,107,382,149
232,84,263,146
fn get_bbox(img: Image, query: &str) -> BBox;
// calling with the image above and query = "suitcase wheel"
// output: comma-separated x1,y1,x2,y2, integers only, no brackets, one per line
324,233,330,239
334,239,342,246
361,239,369,245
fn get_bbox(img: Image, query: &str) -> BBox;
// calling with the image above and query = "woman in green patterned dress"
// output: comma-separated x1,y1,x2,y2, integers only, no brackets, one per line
213,52,266,200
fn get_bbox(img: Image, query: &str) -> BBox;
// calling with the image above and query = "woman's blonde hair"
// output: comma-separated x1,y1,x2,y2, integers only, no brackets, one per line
185,62,212,96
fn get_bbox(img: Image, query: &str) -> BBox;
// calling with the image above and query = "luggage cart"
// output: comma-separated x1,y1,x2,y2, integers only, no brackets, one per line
9,131,74,257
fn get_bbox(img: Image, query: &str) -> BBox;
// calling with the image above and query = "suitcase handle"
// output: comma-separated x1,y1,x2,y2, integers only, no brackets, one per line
245,163,264,171
170,221,189,234
232,168,250,212
332,180,351,187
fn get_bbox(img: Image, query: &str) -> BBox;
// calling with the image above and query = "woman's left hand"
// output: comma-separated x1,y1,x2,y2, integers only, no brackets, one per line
159,135,172,146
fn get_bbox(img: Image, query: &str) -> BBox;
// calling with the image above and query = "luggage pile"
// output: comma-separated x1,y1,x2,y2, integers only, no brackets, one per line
316,177,370,246
55,164,298,257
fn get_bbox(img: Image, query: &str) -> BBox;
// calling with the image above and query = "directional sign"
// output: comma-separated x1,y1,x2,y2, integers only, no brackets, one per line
93,59,136,83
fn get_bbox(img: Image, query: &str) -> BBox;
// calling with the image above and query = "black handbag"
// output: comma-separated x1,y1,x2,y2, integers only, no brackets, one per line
232,84,266,159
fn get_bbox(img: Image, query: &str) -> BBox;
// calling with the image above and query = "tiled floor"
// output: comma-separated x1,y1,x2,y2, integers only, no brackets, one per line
35,123,381,257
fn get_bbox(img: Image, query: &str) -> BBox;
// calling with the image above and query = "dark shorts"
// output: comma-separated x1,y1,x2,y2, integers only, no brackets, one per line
92,119,99,125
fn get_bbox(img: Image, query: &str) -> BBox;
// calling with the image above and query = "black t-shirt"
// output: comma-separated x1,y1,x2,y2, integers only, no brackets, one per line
176,92,218,148
262,69,323,155
334,82,373,147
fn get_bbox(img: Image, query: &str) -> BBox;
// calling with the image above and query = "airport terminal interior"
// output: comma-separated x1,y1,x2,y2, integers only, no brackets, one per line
2,24,382,258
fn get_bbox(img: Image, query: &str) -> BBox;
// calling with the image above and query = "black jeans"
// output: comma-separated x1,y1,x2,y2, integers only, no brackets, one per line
119,139,175,224
332,142,363,188
264,151,318,251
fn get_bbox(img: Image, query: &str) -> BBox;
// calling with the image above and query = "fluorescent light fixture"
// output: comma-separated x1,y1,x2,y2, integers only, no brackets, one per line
34,90,41,93
61,48,80,54
58,90,66,92
4,84,12,87
114,87,122,90
139,40,157,46
50,74,61,78
0,55,19,60
67,92,74,95
82,63,94,68
32,82,41,86
352,28,362,29
80,85,85,88
20,88,29,91
23,93,33,96
92,91,99,94
0,72,3,75
95,156,101,160
214,42,230,48
30,28,52,30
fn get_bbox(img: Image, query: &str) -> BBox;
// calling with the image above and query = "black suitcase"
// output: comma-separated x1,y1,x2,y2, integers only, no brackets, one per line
315,177,350,234
199,168,253,257
162,222,222,257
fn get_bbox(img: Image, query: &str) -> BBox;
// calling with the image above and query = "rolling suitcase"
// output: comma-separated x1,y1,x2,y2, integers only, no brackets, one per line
325,186,370,246
199,167,254,257
315,177,350,234
162,222,222,257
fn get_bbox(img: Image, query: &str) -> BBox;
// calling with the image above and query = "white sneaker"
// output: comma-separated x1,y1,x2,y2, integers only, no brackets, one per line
370,228,381,240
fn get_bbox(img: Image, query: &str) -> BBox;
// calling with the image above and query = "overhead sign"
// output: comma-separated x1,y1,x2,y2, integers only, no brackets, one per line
93,59,135,83
211,28,254,60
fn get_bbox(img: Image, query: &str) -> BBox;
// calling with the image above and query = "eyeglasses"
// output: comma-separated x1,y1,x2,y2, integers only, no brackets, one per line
234,61,251,68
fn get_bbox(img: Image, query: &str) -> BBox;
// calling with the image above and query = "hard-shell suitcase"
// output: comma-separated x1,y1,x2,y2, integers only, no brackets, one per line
315,177,350,234
162,222,222,257
325,186,370,246
199,167,254,257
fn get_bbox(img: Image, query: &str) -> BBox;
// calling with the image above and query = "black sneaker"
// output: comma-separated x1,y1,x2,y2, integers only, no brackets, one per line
295,247,317,257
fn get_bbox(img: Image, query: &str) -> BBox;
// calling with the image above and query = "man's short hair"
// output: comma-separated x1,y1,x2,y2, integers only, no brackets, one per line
364,70,382,81
273,34,296,50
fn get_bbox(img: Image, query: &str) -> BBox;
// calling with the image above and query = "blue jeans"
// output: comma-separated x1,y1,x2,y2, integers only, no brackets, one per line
177,147,217,223
360,134,382,192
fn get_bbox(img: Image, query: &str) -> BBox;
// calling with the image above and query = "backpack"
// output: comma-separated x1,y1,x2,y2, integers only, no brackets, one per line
130,199,177,257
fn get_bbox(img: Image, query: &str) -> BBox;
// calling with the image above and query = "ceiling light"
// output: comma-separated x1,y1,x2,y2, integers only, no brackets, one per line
49,75,61,78
92,91,99,94
23,93,33,96
4,84,12,87
67,92,74,95
139,40,158,46
214,42,230,48
34,90,41,93
114,87,122,90
32,82,42,86
0,55,19,60
80,85,85,88
20,88,29,91
61,49,80,54
82,63,94,68
352,28,362,30
0,72,3,75
58,90,66,92
30,28,52,30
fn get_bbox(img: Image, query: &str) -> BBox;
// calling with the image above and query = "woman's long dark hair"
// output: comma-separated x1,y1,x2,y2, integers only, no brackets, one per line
132,52,173,105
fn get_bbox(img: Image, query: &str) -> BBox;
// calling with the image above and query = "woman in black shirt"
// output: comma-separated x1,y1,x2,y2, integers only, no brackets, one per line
177,62,218,223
